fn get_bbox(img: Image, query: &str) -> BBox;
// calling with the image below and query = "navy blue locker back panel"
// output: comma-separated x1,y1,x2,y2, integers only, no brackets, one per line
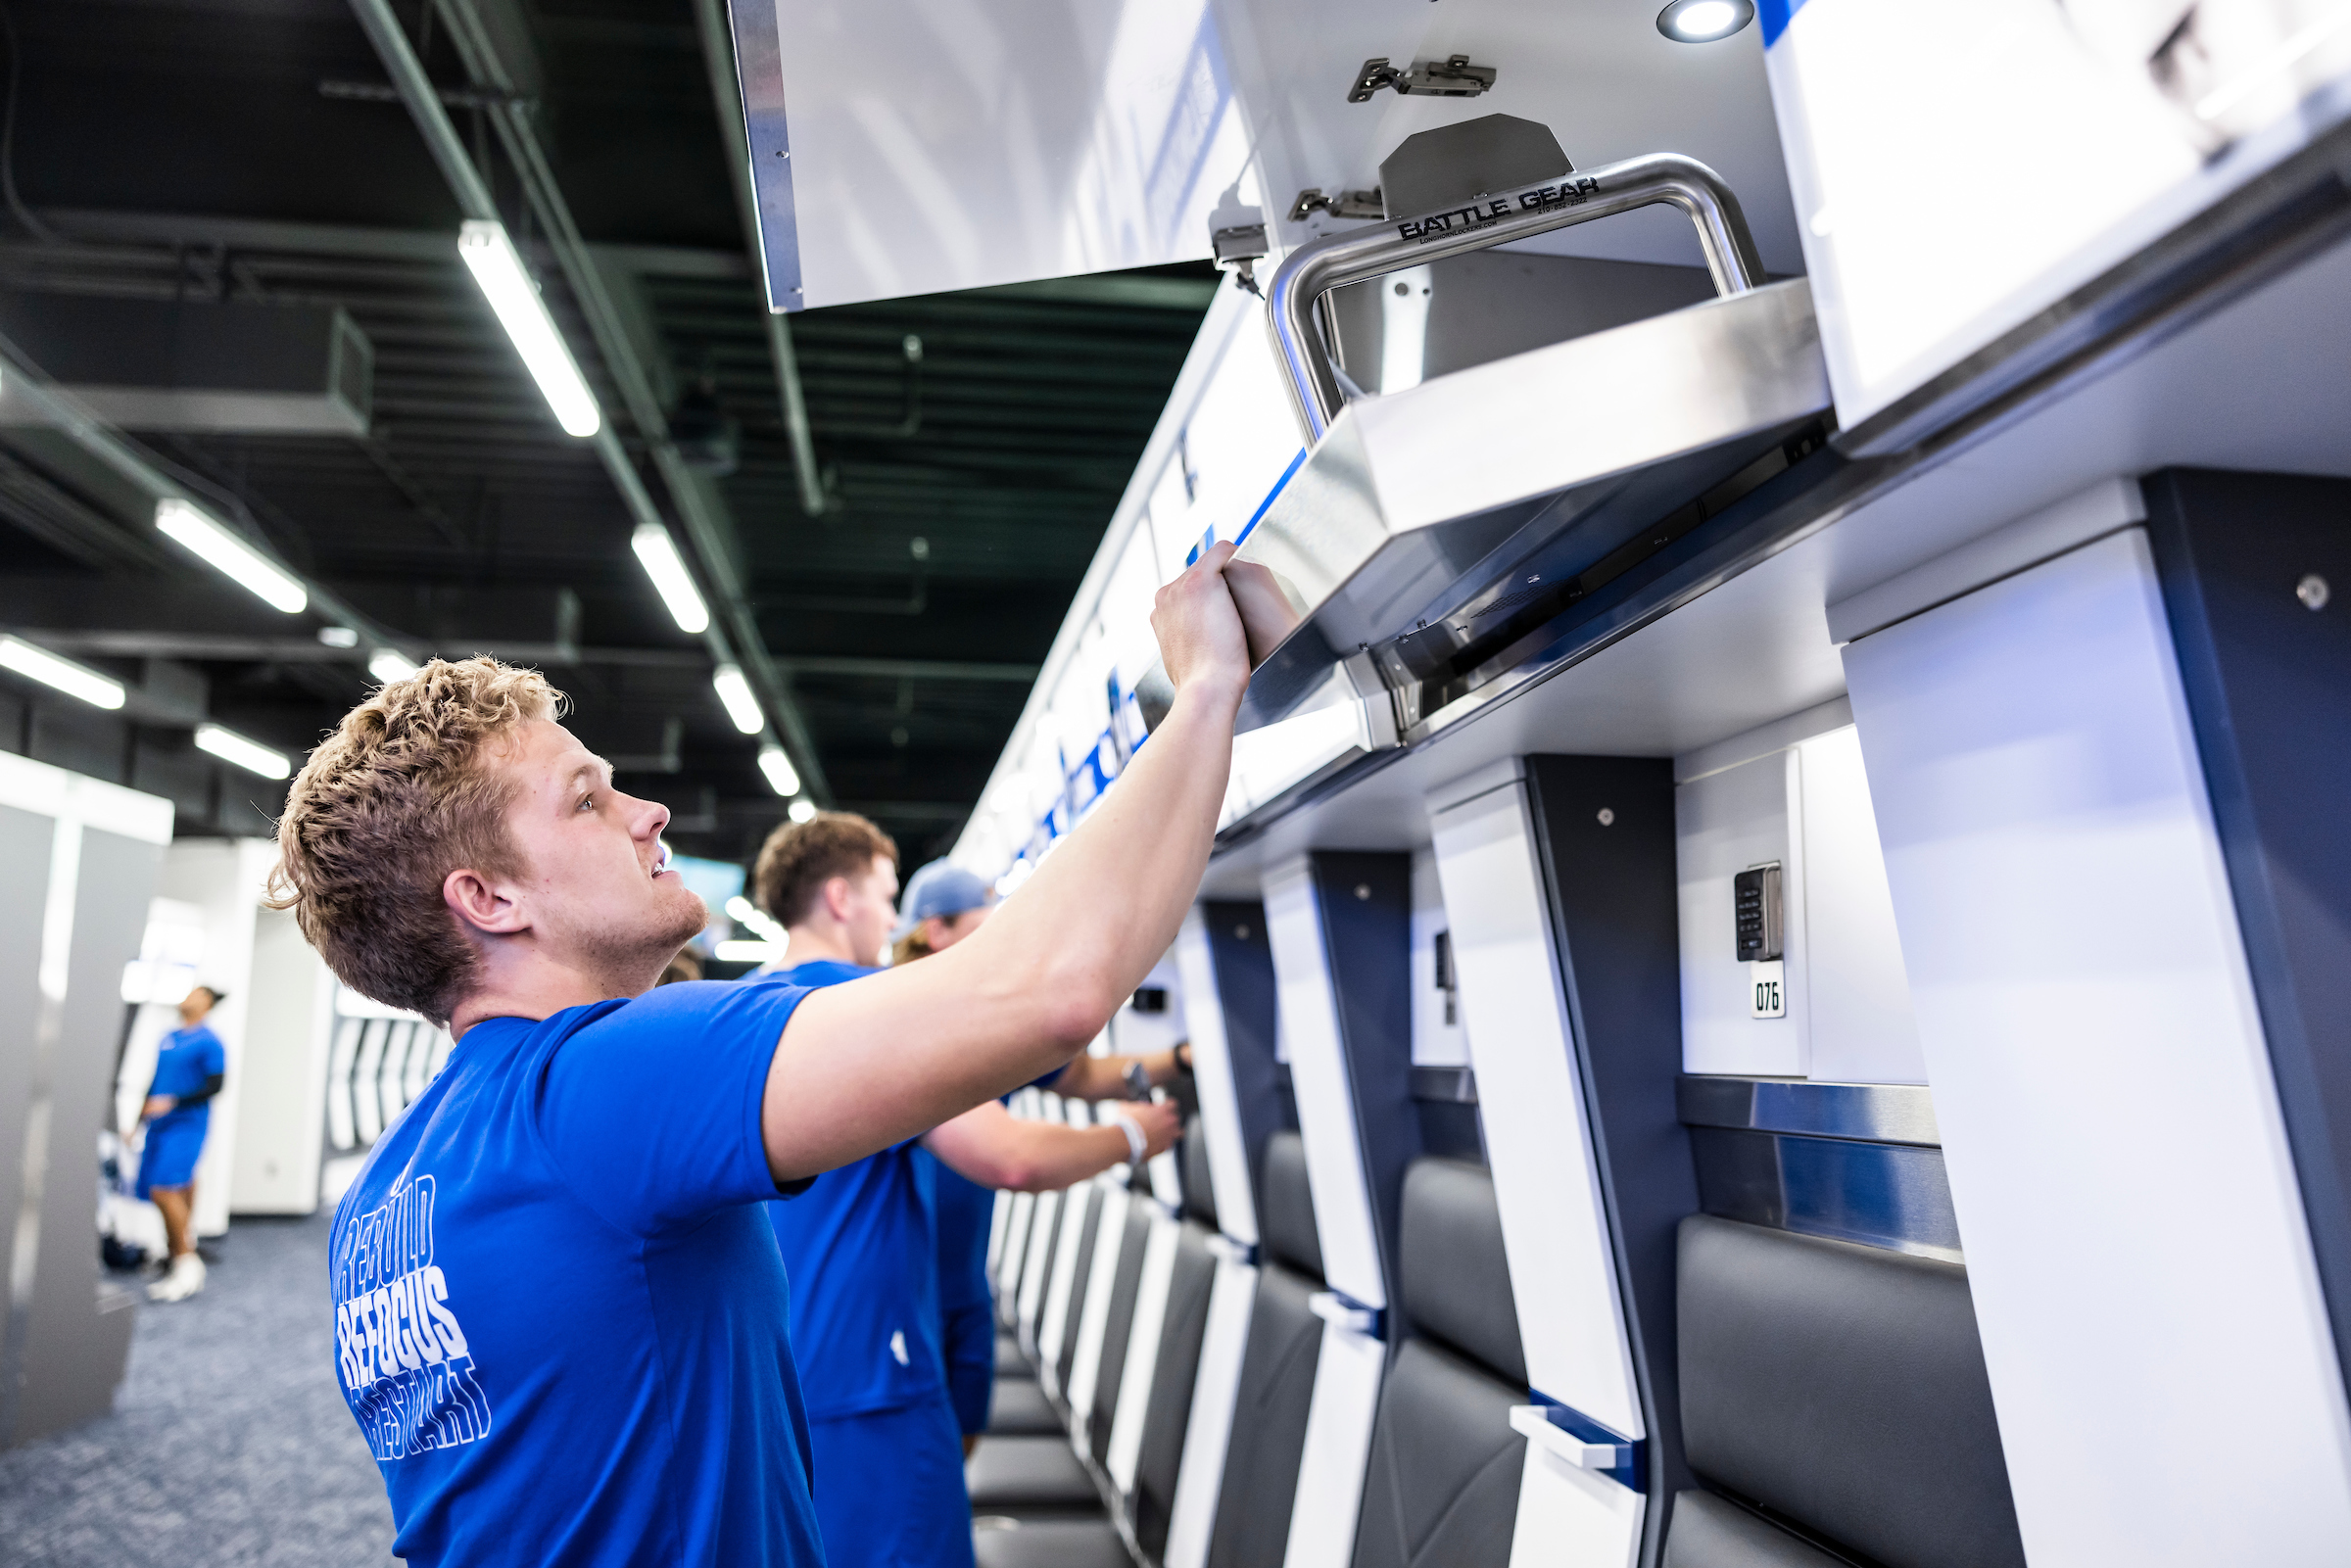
1307,852,1420,1338
1523,755,1697,1568
1205,899,1290,1222
2145,468,2351,1404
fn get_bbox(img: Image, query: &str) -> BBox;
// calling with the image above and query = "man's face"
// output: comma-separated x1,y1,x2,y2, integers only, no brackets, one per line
840,854,900,969
177,986,214,1026
490,719,709,990
923,902,991,953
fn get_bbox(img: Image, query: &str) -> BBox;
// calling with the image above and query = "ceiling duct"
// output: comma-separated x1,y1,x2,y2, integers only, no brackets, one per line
0,293,373,436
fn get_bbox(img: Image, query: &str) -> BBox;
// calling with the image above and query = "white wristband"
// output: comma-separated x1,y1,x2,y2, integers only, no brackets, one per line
1106,1112,1147,1168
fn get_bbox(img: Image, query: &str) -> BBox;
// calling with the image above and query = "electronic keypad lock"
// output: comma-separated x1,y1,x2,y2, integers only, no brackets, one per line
1733,863,1783,964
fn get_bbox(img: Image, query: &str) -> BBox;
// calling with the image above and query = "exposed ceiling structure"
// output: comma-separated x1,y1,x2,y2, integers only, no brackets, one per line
0,0,1213,864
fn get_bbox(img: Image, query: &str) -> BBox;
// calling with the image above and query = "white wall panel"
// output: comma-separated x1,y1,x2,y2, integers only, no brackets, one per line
1845,528,2351,1565
1428,771,1643,1439
1263,856,1384,1307
1107,1212,1181,1493
1794,726,1924,1084
1676,750,1804,1076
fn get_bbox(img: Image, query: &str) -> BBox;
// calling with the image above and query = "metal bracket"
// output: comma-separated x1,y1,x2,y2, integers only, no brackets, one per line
1211,219,1271,297
1349,55,1497,103
1205,1233,1259,1266
1289,187,1386,223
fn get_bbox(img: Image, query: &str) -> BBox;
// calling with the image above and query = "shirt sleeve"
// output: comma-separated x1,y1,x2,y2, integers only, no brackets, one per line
199,1034,226,1078
535,979,811,1237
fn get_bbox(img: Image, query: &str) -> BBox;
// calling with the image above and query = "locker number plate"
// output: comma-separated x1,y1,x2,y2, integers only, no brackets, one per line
1748,961,1786,1020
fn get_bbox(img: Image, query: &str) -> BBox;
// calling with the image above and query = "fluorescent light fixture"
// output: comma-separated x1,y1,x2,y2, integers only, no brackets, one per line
456,219,600,439
714,664,763,736
317,626,360,648
726,895,759,925
631,524,710,635
0,635,125,709
715,939,782,964
155,499,308,614
368,647,421,684
1656,0,1751,40
757,743,801,795
788,798,817,825
194,723,291,781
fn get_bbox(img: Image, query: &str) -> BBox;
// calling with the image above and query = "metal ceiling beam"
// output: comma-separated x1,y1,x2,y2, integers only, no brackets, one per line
16,631,1038,685
349,0,830,800
690,0,827,517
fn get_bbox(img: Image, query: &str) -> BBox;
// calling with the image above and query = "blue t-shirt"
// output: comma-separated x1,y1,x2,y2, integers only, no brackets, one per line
150,1022,225,1128
327,980,823,1568
756,961,948,1421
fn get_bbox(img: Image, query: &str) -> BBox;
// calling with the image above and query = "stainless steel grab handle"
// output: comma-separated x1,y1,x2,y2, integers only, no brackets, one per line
1265,153,1767,442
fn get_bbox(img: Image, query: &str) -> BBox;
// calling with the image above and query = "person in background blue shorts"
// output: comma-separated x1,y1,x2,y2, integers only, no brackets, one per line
888,857,1195,1453
263,540,1285,1568
746,814,1180,1568
138,984,227,1304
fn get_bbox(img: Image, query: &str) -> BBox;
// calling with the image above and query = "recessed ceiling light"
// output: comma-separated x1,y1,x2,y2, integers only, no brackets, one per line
1657,0,1753,42
195,723,291,781
713,664,764,736
155,499,308,614
757,743,801,796
368,647,421,684
0,635,124,709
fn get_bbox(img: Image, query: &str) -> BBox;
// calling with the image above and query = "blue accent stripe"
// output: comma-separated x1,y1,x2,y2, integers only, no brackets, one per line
1234,449,1308,549
1525,1390,1646,1494
1759,0,1805,46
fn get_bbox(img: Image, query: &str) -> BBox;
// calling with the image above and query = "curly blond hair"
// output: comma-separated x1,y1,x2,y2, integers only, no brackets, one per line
267,657,561,1024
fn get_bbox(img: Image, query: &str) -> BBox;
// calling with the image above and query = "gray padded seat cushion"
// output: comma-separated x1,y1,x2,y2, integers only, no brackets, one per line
1396,1158,1525,1387
988,1376,1062,1436
1207,1263,1322,1568
1181,1117,1219,1229
1678,1215,2026,1568
1259,1131,1322,1280
966,1435,1098,1512
1134,1221,1219,1558
1662,1492,1847,1568
973,1517,1131,1568
1350,1338,1522,1568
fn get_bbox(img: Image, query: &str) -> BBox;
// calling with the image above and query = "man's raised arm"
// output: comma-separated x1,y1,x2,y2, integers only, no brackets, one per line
759,544,1266,1182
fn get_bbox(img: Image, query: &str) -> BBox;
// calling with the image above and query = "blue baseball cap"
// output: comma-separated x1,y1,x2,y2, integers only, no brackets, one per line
890,859,994,942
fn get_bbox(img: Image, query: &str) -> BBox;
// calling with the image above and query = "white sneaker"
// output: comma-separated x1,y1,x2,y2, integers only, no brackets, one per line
147,1254,206,1303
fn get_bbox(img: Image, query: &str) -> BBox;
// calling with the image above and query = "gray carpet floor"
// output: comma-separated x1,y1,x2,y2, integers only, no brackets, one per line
0,1212,400,1566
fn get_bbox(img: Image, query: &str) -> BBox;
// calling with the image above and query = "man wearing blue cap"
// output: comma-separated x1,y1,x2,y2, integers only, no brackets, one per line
748,817,1183,1568
890,857,1194,1451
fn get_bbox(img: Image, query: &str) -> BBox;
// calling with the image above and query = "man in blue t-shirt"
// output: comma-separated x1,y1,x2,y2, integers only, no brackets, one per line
744,816,1180,1567
138,983,228,1303
264,541,1283,1567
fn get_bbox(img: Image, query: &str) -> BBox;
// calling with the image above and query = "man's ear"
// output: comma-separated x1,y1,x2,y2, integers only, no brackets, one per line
819,874,853,924
445,868,531,937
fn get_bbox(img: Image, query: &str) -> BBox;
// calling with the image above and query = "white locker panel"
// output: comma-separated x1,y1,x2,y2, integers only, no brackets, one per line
1164,1253,1258,1568
1508,1442,1646,1568
1107,1211,1181,1493
1263,856,1386,1309
1427,767,1645,1442
1280,1322,1385,1568
1409,847,1468,1067
1064,1184,1132,1440
1845,527,2351,1566
1676,749,1805,1076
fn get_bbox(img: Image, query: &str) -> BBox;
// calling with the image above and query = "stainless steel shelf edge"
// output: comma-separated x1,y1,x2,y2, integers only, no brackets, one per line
1230,278,1830,737
1675,1075,1942,1148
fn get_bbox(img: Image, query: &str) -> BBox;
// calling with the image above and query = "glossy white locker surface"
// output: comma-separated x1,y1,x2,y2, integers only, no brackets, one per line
1064,1184,1133,1440
1427,767,1643,1440
1016,1189,1061,1346
1037,1186,1093,1396
1280,1321,1385,1568
754,0,1251,309
1845,528,2351,1565
1164,1254,1259,1568
1176,906,1261,1246
1507,1442,1645,1568
1107,1212,1182,1493
1263,856,1386,1309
